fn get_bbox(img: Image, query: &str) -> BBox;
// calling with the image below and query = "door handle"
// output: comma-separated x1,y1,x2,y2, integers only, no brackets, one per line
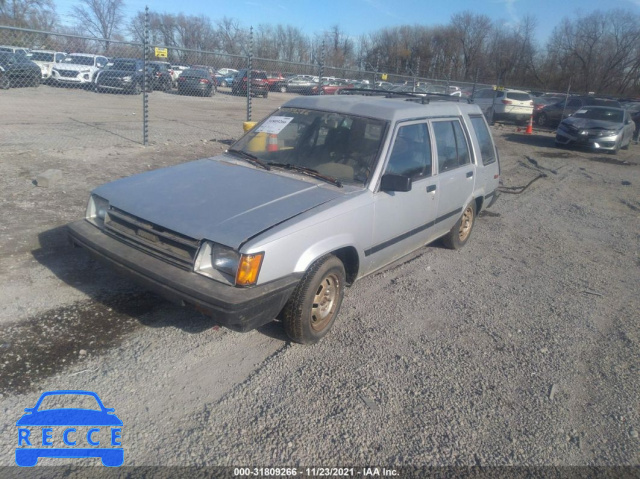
426,185,436,193
466,171,473,178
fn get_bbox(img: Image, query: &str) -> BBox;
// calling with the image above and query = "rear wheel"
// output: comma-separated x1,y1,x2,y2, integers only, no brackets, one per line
279,84,287,93
0,75,10,89
536,113,548,127
442,202,476,250
283,255,345,344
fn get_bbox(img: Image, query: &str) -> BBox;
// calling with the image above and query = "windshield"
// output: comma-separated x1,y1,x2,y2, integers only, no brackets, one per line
28,52,55,62
36,393,102,411
573,108,623,123
182,69,207,77
112,60,137,71
232,107,387,186
63,55,95,66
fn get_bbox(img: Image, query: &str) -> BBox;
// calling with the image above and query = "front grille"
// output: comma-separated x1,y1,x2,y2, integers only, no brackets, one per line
58,70,79,78
104,207,200,270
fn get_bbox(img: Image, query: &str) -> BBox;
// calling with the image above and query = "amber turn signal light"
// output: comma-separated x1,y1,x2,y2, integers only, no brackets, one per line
235,253,264,286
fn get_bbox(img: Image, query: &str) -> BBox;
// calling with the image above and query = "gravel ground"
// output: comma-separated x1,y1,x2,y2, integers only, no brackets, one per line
0,88,638,477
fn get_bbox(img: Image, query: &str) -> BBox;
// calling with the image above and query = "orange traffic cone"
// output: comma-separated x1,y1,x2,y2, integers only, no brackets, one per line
267,134,278,152
525,115,533,134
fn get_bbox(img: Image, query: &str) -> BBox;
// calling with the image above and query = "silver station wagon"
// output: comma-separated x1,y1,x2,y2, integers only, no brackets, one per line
68,94,500,343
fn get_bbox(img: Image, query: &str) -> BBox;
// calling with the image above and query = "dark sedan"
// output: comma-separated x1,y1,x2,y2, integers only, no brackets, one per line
534,96,621,127
148,62,173,91
555,106,635,153
0,52,41,89
176,68,216,96
95,58,151,94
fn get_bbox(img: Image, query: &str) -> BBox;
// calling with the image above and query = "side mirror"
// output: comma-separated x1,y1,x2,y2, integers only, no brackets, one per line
380,174,412,192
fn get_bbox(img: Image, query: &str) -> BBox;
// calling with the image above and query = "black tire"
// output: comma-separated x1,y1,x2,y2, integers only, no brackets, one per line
279,84,287,93
207,86,214,97
621,138,630,150
536,113,548,127
220,80,227,87
442,202,476,250
32,75,40,87
132,82,142,95
283,254,346,344
263,90,268,98
0,75,10,89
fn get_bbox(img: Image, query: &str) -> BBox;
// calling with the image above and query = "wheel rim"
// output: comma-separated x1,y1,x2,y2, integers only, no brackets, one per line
458,205,474,242
310,273,340,332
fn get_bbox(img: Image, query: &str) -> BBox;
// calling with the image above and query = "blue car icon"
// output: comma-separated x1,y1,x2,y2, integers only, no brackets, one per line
16,390,123,467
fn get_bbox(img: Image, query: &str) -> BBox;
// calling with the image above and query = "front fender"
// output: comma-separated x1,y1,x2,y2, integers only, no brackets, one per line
294,234,360,274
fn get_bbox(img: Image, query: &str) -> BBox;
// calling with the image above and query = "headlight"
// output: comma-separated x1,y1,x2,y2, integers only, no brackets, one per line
595,130,617,137
195,241,264,286
86,194,109,226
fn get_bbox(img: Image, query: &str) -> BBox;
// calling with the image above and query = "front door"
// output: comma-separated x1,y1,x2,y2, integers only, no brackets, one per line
367,122,439,272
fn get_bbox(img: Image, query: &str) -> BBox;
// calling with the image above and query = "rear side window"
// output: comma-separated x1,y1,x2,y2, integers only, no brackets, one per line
433,120,471,173
469,116,497,165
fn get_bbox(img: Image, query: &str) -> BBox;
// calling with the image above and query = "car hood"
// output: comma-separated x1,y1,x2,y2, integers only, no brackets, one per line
99,69,139,78
55,63,95,71
16,409,123,426
93,157,343,248
561,117,622,130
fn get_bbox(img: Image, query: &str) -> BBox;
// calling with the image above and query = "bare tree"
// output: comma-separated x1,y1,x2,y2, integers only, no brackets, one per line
0,0,57,30
215,16,246,55
451,11,492,81
70,0,124,53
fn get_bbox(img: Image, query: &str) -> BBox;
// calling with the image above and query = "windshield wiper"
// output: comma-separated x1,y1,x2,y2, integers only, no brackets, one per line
267,162,342,187
227,148,270,170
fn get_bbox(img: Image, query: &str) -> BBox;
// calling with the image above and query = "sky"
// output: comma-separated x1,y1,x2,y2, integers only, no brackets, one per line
55,0,640,44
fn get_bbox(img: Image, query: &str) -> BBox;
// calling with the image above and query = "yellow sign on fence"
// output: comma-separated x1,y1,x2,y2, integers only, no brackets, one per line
154,47,168,58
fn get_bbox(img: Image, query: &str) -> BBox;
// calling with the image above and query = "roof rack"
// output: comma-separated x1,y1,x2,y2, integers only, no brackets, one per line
341,88,471,104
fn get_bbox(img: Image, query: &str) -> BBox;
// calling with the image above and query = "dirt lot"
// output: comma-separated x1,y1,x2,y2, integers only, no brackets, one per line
0,87,638,475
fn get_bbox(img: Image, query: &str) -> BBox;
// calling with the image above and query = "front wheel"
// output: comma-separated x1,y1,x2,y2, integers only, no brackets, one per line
279,85,287,93
283,255,346,344
442,202,476,250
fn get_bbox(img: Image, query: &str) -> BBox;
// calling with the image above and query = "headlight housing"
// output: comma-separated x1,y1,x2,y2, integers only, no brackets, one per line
595,129,617,137
86,194,109,227
195,241,264,286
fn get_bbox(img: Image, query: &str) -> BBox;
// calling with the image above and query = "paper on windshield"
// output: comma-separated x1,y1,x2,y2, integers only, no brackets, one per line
256,116,294,134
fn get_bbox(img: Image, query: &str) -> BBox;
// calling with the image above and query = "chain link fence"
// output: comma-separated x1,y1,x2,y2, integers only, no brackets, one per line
1,25,493,153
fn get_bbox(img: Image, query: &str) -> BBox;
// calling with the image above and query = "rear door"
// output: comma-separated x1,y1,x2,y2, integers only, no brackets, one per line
431,118,476,234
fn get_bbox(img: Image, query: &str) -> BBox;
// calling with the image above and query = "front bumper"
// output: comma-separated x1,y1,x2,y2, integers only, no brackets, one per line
67,220,301,332
555,130,619,150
